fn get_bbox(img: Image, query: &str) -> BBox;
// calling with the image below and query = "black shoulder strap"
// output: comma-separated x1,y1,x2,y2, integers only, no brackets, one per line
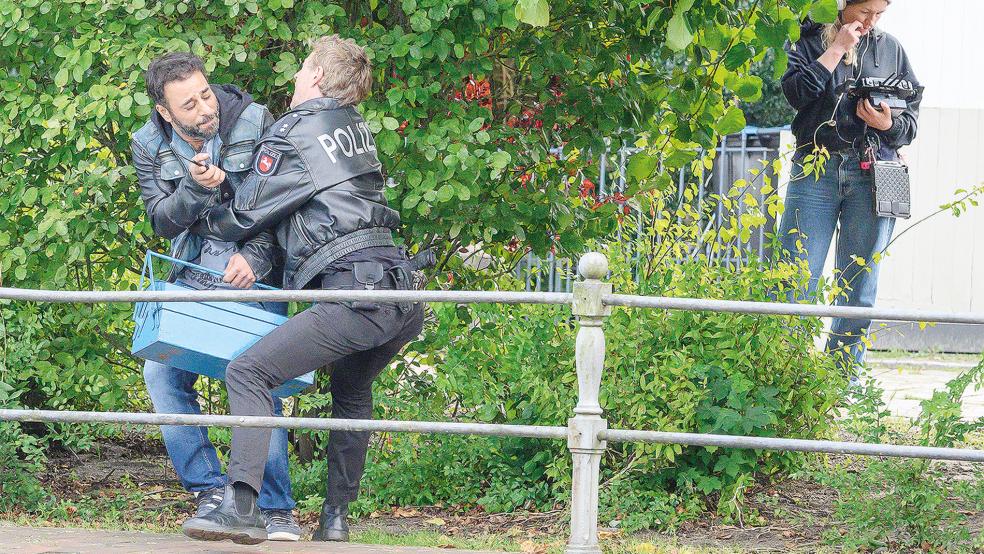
273,113,303,138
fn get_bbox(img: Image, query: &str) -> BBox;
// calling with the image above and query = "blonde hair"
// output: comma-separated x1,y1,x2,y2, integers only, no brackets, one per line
822,23,859,66
306,35,372,106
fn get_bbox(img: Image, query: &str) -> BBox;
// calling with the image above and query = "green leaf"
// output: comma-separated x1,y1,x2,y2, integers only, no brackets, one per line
376,129,400,156
410,12,431,33
467,117,484,132
717,106,747,136
489,150,511,170
391,41,411,58
754,20,787,48
436,183,455,202
773,49,789,81
729,75,763,102
723,43,752,71
515,0,549,27
666,12,693,52
385,87,404,106
810,0,839,24
119,96,133,118
54,67,69,88
382,116,400,131
21,188,38,207
627,152,658,182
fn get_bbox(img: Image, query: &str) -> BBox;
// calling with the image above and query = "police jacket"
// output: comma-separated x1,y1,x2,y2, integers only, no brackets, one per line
189,97,401,289
783,19,920,160
130,84,281,283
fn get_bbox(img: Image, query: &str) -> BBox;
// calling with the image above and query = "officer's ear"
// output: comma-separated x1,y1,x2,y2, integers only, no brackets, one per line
311,65,325,88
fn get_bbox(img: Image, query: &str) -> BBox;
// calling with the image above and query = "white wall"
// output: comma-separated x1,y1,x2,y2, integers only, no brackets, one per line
872,1,984,313
881,0,984,111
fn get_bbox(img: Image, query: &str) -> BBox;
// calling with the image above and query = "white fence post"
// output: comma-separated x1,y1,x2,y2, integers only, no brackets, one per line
566,252,611,554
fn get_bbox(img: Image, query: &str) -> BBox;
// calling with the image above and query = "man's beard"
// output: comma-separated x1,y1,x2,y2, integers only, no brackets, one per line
172,112,219,142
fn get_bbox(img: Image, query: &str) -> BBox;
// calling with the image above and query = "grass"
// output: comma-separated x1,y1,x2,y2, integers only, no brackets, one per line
352,528,526,551
868,350,981,365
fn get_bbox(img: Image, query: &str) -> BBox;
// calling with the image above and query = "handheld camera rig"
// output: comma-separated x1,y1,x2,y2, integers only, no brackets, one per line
842,72,924,116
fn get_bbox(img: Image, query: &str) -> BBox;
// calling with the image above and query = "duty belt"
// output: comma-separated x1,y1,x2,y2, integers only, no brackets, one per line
320,260,413,313
291,227,396,290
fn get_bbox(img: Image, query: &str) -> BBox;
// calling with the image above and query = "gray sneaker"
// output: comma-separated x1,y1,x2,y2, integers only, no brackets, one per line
193,487,225,517
263,509,301,542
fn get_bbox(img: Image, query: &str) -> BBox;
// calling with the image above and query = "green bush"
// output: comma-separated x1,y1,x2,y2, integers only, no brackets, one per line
818,359,984,552
291,203,842,527
0,422,49,513
0,0,839,520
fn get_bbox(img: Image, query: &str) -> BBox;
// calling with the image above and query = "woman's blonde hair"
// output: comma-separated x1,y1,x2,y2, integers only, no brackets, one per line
306,35,372,106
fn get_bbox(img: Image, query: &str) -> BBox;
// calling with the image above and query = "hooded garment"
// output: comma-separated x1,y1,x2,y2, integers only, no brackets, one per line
782,19,920,160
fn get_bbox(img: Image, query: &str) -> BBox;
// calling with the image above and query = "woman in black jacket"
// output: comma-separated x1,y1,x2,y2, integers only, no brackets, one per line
777,0,920,379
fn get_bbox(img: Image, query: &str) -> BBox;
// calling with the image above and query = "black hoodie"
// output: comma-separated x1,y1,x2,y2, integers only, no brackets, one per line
782,19,920,160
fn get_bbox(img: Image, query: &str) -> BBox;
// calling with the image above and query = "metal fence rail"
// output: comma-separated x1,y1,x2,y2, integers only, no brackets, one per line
4,409,984,463
1,251,982,554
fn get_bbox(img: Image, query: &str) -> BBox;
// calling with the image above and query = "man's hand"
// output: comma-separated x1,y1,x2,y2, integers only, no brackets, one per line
223,253,256,289
189,153,226,189
856,99,894,131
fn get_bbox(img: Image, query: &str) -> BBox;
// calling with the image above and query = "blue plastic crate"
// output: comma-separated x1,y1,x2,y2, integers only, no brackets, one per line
131,252,314,397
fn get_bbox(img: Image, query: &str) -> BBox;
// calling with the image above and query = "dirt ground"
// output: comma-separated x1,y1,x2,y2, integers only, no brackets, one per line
3,435,848,553
7,356,983,553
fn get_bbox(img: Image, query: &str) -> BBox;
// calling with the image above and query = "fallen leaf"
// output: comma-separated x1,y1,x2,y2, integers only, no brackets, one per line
519,540,548,554
425,517,446,526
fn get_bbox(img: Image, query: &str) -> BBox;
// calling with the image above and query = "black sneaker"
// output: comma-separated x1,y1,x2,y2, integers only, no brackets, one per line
193,487,224,517
262,509,301,541
312,503,350,542
182,484,267,545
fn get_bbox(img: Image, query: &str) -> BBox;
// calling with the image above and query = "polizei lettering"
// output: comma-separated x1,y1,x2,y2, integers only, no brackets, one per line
318,121,377,163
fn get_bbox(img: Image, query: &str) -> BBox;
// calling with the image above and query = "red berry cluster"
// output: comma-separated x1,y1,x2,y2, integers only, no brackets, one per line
579,178,595,199
453,75,492,112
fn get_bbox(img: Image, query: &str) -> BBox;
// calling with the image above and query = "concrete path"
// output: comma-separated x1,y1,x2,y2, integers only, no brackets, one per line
871,357,984,419
0,524,506,554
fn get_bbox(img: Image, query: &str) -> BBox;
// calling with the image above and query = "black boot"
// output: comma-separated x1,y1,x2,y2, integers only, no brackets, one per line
312,502,350,542
182,483,267,545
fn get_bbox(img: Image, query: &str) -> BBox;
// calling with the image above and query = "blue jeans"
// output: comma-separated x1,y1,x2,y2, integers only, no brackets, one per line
777,152,895,373
143,301,295,511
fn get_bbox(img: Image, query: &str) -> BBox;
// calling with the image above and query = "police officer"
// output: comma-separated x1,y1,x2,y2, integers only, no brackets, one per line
179,36,425,545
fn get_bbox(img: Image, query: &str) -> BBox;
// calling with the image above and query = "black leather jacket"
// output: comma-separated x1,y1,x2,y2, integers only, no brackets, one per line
189,97,402,289
130,84,281,283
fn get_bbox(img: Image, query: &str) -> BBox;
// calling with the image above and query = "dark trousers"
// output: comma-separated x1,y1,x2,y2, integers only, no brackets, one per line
226,300,424,504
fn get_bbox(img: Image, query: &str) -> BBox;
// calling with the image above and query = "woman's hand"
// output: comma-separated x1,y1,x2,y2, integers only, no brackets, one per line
833,21,864,54
856,99,893,131
819,21,863,72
